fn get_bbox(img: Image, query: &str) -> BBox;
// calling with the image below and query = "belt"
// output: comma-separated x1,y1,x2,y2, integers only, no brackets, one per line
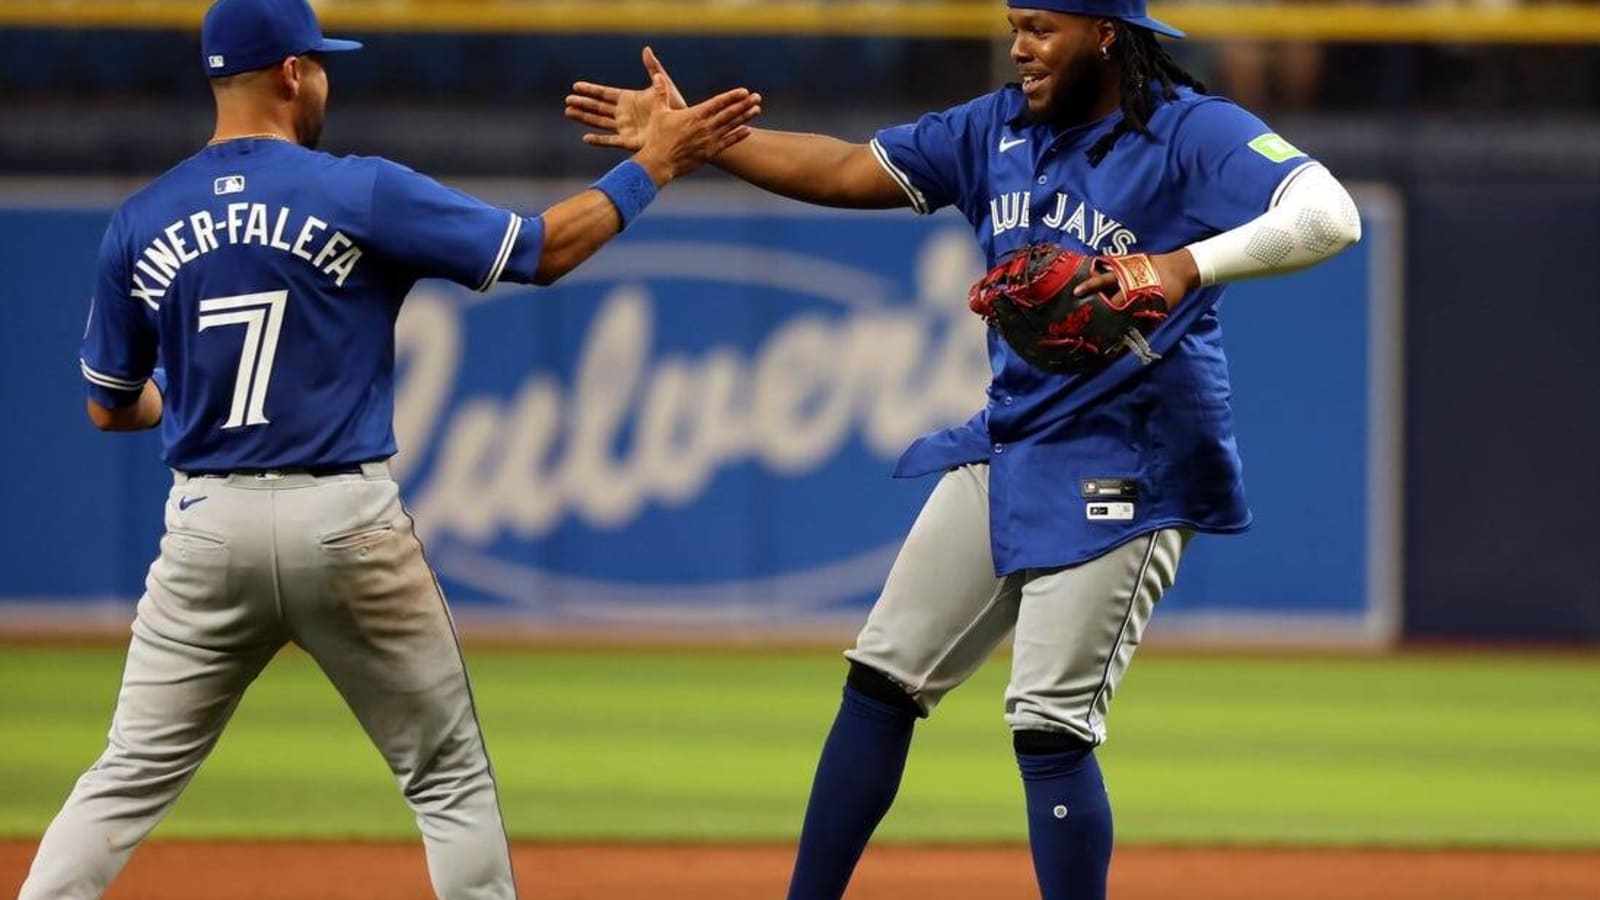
182,462,371,479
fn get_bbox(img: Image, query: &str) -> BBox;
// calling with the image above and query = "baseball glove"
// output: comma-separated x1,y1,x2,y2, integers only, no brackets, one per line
968,243,1169,374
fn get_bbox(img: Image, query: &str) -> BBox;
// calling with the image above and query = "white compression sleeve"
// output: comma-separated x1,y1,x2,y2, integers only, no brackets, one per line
1185,163,1362,286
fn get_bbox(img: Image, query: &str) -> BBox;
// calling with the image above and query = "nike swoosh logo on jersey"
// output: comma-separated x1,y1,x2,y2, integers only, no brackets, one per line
999,136,1028,153
178,496,208,511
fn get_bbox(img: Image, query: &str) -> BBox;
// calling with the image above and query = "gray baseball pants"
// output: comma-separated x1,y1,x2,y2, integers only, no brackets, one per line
847,464,1188,742
19,463,516,899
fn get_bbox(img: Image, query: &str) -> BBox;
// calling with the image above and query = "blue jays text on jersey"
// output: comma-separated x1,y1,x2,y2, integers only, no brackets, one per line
80,138,546,474
872,85,1320,573
987,187,1139,254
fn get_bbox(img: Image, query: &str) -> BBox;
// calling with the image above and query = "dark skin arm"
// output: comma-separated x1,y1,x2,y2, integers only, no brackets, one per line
704,129,906,210
565,47,906,210
1074,250,1200,312
567,48,1199,306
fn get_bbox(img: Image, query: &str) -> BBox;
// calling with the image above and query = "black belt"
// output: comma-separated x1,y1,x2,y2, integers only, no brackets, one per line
183,462,370,479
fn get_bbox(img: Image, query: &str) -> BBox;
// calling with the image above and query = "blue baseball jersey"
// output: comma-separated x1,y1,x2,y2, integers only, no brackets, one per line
873,85,1319,573
80,138,545,472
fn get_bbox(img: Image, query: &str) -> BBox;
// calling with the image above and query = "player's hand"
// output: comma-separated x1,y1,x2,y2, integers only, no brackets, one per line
566,46,690,153
1073,249,1201,311
630,73,761,185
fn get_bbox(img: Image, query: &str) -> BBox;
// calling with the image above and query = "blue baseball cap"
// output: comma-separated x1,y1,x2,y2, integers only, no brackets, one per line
1007,0,1185,39
201,0,363,78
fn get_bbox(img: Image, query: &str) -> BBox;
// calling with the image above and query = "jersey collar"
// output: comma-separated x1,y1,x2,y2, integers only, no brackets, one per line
1001,85,1128,150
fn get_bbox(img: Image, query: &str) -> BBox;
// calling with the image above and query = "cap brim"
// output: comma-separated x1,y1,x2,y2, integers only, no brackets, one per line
1126,16,1185,39
312,38,364,53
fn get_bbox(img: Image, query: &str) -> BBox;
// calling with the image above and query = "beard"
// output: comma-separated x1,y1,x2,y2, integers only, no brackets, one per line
1025,51,1109,128
295,104,325,150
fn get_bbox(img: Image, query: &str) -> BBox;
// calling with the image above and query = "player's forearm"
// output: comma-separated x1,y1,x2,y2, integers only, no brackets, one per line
712,128,905,210
87,380,163,432
534,160,661,285
535,192,622,285
1185,164,1362,286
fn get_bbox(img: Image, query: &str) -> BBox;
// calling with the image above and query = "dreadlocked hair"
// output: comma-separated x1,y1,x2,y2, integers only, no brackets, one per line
1085,23,1206,167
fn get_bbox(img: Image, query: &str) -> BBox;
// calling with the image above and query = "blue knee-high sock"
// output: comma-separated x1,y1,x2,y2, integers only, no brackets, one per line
786,685,917,900
1017,744,1114,900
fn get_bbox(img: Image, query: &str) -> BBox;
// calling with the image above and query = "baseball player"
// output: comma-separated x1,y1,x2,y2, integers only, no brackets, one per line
566,2,1360,897
20,1,759,897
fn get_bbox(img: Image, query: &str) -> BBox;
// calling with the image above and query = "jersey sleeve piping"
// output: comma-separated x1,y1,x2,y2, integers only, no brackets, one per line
80,359,146,392
869,138,931,215
1269,160,1322,209
476,211,522,292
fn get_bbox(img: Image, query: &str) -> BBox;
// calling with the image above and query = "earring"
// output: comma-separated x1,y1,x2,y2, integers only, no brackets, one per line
1101,45,1111,60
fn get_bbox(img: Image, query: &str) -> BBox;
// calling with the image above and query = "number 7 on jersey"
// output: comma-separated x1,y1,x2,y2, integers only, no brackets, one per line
197,290,287,429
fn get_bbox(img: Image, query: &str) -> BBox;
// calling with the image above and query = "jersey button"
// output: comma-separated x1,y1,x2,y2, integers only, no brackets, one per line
993,443,1005,454
1002,395,1015,406
1037,176,1048,185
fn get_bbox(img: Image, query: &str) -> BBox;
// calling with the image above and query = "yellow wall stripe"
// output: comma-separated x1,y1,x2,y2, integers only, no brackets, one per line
2,2,1599,44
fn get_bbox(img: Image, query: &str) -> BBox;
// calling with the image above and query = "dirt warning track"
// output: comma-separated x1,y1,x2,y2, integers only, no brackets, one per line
4,841,1599,899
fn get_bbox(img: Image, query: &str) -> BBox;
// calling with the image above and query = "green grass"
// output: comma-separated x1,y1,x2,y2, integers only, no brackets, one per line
1,647,1597,848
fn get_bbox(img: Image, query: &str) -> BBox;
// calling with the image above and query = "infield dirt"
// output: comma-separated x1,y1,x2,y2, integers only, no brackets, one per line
4,841,1600,899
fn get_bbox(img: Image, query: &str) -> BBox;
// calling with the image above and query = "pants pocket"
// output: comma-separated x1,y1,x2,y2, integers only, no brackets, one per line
317,518,453,665
148,530,234,613
318,522,397,554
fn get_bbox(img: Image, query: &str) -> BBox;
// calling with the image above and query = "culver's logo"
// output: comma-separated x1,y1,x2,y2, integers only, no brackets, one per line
391,222,990,622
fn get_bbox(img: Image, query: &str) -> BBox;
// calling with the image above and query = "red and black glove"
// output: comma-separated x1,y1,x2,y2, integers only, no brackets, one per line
968,243,1169,375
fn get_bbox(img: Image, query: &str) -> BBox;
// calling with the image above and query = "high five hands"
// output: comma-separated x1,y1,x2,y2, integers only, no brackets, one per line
567,47,731,178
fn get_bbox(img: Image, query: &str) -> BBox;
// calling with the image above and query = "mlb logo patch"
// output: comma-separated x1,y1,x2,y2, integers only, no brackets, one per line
208,55,226,70
214,175,246,196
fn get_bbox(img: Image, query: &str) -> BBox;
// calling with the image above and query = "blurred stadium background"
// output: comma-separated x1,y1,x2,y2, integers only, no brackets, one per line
1,1,1597,897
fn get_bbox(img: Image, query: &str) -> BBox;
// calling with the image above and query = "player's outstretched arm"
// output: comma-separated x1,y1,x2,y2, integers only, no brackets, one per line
535,74,761,284
712,129,909,210
566,47,907,210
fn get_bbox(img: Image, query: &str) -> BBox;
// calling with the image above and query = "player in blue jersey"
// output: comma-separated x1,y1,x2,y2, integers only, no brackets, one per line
20,0,760,897
568,2,1359,897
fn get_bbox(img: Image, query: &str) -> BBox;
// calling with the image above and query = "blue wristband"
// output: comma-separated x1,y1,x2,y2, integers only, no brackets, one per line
592,159,660,229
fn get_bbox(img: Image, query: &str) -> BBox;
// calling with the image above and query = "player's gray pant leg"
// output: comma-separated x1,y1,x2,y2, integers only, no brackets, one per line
22,468,514,900
20,491,283,900
847,464,1189,742
276,473,516,900
1006,529,1189,744
847,464,1024,713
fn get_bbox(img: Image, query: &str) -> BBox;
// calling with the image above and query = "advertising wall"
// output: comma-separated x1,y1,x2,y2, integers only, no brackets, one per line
1402,184,1600,642
0,185,1400,643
